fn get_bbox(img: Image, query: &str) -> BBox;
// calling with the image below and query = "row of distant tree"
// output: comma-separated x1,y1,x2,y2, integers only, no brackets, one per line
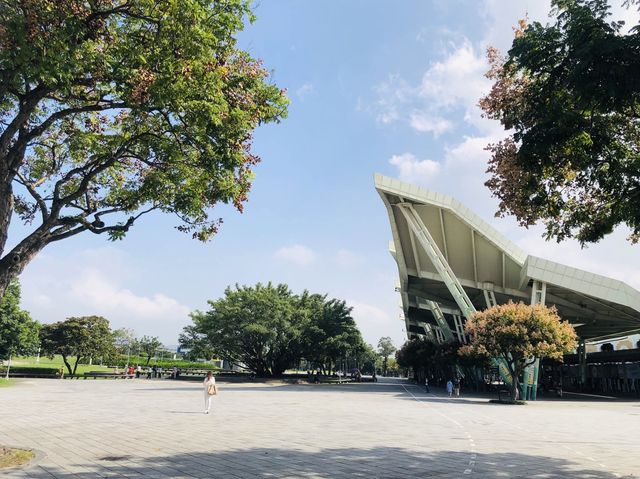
0,280,167,375
1,279,399,378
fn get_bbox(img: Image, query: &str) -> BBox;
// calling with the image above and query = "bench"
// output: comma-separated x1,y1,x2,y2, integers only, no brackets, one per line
84,372,129,379
2,372,59,378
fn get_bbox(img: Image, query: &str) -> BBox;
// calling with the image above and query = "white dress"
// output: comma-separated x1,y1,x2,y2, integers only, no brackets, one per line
203,377,216,412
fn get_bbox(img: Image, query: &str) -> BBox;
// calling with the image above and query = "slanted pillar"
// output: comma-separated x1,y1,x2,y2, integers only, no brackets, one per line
395,203,513,389
525,280,546,400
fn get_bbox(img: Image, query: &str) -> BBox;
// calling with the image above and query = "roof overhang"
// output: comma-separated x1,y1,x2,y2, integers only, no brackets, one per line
375,173,640,340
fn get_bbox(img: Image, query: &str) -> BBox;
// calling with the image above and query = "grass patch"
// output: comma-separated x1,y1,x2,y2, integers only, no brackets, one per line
0,447,34,469
9,356,112,375
0,379,15,388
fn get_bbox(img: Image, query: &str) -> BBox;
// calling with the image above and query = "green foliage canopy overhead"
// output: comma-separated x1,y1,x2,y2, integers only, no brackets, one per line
0,0,288,294
480,0,640,244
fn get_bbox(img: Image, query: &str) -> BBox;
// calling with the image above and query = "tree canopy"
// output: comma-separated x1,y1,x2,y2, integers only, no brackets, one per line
460,302,577,401
377,336,396,376
182,283,368,377
112,327,138,356
139,335,162,365
300,293,368,374
0,0,288,294
0,280,39,366
40,315,114,375
480,0,640,244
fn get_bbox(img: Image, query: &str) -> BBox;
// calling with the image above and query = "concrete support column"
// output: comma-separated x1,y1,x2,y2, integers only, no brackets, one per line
578,339,587,390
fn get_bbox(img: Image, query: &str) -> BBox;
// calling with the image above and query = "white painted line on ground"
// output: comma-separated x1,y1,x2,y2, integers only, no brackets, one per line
401,384,477,476
563,392,617,399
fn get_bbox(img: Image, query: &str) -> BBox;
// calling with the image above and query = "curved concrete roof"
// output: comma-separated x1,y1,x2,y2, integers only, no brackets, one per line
375,174,640,340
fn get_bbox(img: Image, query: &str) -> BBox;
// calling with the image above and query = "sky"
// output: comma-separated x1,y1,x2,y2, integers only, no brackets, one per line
14,1,640,349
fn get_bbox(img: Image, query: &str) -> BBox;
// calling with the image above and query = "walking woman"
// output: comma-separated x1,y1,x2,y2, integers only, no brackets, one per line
203,371,217,414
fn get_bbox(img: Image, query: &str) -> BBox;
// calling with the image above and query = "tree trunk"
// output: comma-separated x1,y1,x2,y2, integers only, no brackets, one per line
4,354,11,379
62,355,73,376
511,381,519,402
0,177,13,264
0,229,49,298
146,354,151,366
73,356,81,375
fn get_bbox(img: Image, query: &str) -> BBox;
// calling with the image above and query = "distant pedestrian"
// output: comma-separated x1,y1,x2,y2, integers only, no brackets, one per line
135,365,141,378
152,365,157,378
203,371,217,414
446,380,453,397
425,377,430,393
372,371,377,383
146,367,152,379
157,366,163,379
454,378,461,397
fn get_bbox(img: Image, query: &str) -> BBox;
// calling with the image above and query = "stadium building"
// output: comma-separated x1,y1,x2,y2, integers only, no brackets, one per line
375,174,640,398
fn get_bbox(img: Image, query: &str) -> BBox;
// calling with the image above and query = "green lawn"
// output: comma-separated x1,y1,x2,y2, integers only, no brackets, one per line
9,356,113,375
0,379,15,388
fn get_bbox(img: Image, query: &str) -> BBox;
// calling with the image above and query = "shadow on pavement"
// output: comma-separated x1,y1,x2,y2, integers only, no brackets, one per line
20,446,629,479
134,380,635,405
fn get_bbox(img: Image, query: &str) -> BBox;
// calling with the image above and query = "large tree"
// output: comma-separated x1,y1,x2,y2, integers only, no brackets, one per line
300,293,366,375
460,302,577,402
40,315,114,375
0,0,288,294
187,283,305,377
0,280,39,378
480,0,640,244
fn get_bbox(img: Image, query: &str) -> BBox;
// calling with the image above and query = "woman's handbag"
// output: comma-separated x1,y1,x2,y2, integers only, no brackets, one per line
207,384,217,396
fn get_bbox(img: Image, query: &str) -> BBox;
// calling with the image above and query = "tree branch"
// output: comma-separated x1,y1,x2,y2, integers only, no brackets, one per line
15,172,49,222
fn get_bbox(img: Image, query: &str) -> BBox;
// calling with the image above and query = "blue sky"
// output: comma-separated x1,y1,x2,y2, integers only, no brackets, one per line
17,1,640,348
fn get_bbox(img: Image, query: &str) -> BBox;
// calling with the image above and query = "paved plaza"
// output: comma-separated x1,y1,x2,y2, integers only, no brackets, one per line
1,378,638,478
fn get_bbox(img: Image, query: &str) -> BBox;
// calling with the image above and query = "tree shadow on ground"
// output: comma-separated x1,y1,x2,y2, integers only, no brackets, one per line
19,446,630,479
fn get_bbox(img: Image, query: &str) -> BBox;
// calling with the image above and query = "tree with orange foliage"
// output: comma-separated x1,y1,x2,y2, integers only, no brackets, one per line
460,302,577,402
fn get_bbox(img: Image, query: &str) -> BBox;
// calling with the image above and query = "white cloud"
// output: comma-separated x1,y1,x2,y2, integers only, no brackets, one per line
367,40,489,136
409,112,452,136
19,247,192,343
370,74,413,125
274,244,316,266
295,83,315,100
69,271,189,319
389,153,441,184
347,299,404,346
417,39,488,111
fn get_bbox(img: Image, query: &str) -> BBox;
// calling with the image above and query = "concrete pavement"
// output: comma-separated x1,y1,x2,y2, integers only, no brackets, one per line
1,377,638,478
